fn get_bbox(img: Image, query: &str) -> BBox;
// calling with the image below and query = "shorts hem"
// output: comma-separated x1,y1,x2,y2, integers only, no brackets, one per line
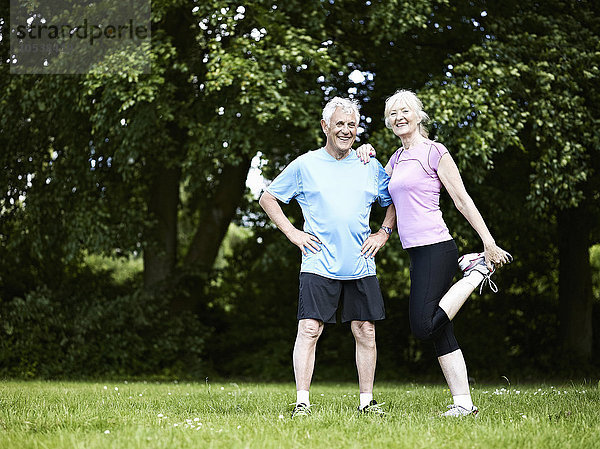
300,270,377,281
340,315,385,324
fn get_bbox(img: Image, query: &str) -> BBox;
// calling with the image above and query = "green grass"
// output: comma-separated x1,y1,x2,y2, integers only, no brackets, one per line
1,380,599,448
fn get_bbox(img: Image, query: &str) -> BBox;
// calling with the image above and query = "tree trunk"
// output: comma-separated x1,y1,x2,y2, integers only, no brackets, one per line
163,158,251,314
185,157,252,270
143,165,180,288
557,206,593,360
142,7,191,290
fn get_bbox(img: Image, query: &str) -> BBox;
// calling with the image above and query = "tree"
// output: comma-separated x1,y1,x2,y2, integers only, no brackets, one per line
2,0,453,312
1,1,337,309
417,0,600,359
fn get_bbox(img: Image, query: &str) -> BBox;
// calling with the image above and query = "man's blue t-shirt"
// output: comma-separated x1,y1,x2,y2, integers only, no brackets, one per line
266,148,392,280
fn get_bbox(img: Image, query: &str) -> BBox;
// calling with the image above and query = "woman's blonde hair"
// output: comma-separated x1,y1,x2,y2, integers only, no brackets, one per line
384,89,429,138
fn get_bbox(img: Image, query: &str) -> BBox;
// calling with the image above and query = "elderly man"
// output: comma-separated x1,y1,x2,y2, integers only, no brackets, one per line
259,97,396,417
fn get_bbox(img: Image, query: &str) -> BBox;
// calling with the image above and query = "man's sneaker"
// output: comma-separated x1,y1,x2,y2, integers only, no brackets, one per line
291,403,311,418
441,404,479,417
358,400,385,417
458,252,498,294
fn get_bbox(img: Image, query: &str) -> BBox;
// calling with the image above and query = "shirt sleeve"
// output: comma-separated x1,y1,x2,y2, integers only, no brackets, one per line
428,142,449,172
265,158,300,204
375,160,393,207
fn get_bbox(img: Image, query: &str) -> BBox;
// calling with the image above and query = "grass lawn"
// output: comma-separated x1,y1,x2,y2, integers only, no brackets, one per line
1,380,599,448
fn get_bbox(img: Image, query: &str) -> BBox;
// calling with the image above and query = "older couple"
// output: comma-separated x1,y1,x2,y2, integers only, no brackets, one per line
259,92,511,418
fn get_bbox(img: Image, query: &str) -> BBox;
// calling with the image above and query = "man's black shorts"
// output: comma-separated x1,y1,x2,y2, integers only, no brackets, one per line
298,273,385,324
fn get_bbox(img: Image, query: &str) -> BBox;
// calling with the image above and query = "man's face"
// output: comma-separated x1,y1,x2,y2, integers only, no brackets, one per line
321,107,358,153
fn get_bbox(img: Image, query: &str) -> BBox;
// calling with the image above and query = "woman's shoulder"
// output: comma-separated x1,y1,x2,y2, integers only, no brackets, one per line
392,146,404,156
424,140,449,172
422,138,446,149
388,146,405,167
426,140,449,157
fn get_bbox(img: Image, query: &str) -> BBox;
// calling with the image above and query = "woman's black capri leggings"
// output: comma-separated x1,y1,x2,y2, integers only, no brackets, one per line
406,239,460,357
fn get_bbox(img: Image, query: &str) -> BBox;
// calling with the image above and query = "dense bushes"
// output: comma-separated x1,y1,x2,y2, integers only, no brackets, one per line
1,217,598,381
0,268,209,379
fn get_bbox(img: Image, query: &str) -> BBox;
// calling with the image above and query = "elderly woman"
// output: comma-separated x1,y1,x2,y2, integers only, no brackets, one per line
357,89,512,417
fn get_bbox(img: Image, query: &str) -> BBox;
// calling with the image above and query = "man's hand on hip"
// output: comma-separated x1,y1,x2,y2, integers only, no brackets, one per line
361,229,389,258
287,229,322,256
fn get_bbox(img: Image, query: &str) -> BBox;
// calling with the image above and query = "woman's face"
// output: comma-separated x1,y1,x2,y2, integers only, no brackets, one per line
387,100,420,139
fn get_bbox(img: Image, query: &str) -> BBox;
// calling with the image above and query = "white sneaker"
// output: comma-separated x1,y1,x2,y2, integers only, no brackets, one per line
458,252,497,294
458,252,490,274
358,400,386,417
441,404,479,417
291,403,311,418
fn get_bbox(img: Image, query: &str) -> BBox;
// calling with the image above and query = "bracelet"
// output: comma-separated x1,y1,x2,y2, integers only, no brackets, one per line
380,226,392,235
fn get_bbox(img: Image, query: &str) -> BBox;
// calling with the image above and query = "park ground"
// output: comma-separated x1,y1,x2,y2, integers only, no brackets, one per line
1,380,599,448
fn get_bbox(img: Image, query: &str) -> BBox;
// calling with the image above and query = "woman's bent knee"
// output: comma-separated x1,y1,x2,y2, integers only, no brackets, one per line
410,323,434,341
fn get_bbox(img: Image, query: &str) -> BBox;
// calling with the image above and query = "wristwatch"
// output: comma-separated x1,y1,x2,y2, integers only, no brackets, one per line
380,226,393,235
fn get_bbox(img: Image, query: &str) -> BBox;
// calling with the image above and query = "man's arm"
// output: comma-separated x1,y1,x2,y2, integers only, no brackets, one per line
259,191,322,256
360,203,397,258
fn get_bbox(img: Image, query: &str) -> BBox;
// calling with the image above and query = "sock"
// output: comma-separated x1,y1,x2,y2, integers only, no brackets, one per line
463,270,485,289
453,394,473,410
359,393,373,409
296,390,309,406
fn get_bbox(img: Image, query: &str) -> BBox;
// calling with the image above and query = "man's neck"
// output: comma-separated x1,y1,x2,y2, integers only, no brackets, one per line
324,145,351,160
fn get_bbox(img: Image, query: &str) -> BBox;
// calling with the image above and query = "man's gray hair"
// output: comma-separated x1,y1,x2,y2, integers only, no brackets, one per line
322,97,361,127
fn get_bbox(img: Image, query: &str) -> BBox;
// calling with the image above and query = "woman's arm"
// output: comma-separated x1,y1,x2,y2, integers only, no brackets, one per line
437,153,511,269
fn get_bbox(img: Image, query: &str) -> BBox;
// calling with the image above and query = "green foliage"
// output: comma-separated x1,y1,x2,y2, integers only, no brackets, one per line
204,210,301,380
84,252,144,285
0,0,342,269
592,245,600,303
420,0,600,215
